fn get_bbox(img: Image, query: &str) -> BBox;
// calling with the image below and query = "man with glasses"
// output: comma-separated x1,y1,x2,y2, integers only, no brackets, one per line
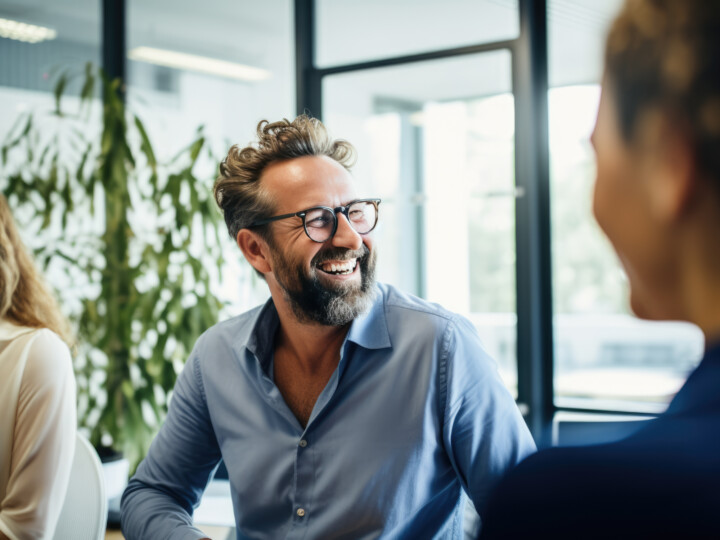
121,115,534,539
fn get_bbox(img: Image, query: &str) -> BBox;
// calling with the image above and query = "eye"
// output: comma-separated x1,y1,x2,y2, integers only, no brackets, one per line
348,209,366,222
305,210,333,228
307,216,330,227
348,203,372,222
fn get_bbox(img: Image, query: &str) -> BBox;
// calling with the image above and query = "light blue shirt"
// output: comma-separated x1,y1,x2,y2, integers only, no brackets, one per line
121,283,535,539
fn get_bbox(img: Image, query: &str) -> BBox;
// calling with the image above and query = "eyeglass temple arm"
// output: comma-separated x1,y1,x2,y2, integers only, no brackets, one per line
246,211,304,228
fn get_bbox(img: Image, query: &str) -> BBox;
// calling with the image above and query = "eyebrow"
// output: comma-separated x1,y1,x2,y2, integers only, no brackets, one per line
303,200,358,210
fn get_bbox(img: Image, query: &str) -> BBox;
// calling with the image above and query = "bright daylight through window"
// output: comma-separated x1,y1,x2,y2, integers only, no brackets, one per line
548,0,704,413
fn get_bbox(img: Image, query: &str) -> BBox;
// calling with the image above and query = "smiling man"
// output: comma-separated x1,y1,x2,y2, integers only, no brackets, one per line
121,116,534,539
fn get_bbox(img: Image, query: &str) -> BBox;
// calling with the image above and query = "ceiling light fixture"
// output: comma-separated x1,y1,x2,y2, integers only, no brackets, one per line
0,17,57,43
128,46,271,82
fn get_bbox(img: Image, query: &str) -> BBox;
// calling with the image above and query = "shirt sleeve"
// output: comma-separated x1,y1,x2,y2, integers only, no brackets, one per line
0,330,77,540
120,341,222,540
440,315,536,518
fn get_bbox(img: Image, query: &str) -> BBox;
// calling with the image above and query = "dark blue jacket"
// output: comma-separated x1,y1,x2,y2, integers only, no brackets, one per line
481,343,720,539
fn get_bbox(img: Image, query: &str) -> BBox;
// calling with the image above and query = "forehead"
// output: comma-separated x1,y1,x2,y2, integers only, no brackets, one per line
261,155,356,212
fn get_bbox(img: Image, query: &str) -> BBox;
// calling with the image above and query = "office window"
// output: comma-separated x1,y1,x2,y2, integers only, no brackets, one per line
127,0,294,310
323,51,518,394
0,0,101,299
0,0,100,150
316,0,518,67
548,0,704,413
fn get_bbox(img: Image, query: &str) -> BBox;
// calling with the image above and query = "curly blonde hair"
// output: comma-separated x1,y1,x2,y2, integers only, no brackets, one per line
214,115,357,242
0,195,73,346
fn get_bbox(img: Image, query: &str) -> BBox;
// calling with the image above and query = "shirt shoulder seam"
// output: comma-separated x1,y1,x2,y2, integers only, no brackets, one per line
191,340,210,408
438,317,456,440
383,300,458,323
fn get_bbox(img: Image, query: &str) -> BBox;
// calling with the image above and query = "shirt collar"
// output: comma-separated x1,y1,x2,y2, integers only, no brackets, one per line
345,287,392,350
242,286,392,362
244,299,280,370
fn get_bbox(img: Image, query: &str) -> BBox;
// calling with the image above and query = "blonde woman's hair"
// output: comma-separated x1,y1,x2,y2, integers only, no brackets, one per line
0,195,73,346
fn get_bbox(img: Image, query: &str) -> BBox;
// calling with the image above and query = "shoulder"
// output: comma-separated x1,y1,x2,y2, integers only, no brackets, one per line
482,444,627,536
377,283,473,334
191,303,267,356
375,283,488,361
499,444,615,486
22,328,74,389
10,329,76,419
378,283,455,321
484,435,720,538
487,439,682,516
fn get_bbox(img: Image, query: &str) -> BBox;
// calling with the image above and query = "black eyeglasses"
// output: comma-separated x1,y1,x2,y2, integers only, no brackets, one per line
246,198,381,243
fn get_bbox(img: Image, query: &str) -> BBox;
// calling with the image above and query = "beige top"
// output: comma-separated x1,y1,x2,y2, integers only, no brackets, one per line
0,320,76,540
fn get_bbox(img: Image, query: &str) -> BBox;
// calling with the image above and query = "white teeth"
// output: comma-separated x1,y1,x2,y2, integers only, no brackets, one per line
319,258,357,274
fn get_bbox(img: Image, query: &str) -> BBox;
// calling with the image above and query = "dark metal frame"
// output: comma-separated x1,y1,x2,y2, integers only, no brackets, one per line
295,0,556,447
102,0,125,97
295,0,321,117
513,0,554,448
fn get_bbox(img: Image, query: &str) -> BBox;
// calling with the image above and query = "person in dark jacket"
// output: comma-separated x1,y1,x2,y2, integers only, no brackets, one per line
481,0,720,537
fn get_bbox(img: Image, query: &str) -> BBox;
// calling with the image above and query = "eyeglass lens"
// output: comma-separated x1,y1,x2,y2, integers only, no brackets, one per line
304,201,378,242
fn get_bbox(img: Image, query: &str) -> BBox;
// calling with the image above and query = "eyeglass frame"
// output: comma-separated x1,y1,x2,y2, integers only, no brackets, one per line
245,198,382,243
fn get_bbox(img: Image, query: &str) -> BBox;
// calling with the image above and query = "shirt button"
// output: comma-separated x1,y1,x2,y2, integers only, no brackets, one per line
299,439,308,447
296,508,306,517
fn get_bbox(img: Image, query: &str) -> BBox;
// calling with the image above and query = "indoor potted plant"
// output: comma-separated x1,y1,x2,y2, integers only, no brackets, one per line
1,64,226,501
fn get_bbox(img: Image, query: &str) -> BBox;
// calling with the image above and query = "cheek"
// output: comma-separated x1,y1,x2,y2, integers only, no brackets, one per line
591,173,609,234
302,244,325,272
592,151,643,253
593,166,675,319
361,234,374,254
593,155,623,236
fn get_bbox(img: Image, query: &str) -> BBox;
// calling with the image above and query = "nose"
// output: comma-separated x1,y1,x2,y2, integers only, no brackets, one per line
331,212,363,250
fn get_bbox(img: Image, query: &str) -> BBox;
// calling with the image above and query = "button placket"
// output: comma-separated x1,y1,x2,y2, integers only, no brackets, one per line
290,431,312,533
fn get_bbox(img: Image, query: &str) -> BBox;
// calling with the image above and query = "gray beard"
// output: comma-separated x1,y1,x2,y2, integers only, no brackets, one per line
276,245,377,327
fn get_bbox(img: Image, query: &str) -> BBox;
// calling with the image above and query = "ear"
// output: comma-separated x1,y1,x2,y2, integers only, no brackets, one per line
236,229,272,275
640,112,697,222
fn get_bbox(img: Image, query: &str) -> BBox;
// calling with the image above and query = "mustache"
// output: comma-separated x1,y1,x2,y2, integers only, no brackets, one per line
312,245,369,266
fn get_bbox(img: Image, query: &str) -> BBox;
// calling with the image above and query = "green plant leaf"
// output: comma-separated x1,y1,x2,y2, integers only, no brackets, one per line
77,141,93,190
134,115,157,172
79,62,96,110
54,70,69,116
188,137,205,165
1,113,33,166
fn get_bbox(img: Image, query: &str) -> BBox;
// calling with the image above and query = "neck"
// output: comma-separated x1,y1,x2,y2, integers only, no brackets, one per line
272,299,351,374
675,210,720,348
684,273,720,348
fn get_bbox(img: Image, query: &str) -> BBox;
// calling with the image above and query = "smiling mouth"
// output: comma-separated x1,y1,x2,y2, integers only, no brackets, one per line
316,258,358,276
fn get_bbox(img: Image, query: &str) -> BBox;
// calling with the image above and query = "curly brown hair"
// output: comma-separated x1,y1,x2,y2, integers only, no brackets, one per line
0,195,73,346
214,115,357,243
605,0,720,178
